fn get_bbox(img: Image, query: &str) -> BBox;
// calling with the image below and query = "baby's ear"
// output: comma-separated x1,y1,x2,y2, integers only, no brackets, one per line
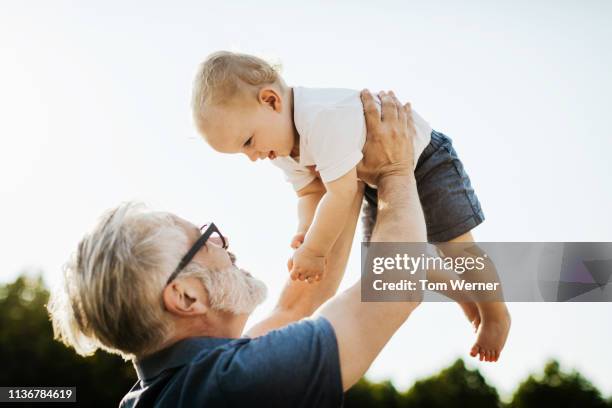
258,87,282,112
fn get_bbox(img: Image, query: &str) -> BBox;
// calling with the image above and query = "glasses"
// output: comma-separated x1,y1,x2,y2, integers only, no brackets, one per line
166,223,227,285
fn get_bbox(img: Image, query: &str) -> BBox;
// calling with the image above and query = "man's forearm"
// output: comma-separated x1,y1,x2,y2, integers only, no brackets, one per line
371,174,426,243
320,172,427,391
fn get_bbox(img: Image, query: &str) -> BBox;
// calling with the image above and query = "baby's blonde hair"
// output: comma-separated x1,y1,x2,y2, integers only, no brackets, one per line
192,51,285,126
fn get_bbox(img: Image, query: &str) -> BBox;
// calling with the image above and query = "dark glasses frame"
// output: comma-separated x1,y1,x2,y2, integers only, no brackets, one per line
166,222,227,285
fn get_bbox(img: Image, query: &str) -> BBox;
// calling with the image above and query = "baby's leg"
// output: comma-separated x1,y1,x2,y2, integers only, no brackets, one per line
414,130,509,362
247,184,364,337
437,232,511,362
364,130,511,361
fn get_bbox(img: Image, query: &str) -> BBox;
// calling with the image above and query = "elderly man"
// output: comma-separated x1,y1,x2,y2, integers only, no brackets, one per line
48,91,428,407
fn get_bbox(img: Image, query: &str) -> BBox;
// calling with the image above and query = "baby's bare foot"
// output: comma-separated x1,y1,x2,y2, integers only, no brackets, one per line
458,301,481,332
469,303,511,362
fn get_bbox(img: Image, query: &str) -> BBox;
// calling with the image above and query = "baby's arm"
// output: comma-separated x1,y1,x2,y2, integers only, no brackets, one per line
291,178,326,249
290,166,359,281
247,182,363,337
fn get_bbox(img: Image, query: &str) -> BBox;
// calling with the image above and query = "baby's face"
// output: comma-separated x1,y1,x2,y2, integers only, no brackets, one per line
199,91,294,162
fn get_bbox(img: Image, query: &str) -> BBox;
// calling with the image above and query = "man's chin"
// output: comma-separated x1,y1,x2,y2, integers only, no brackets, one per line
243,270,268,306
204,264,268,315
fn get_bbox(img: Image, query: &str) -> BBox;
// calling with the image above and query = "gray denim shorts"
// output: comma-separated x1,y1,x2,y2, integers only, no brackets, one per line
363,130,485,242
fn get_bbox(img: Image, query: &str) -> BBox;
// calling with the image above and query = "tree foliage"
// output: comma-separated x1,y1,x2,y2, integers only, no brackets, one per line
345,378,402,408
508,360,609,408
0,275,136,407
1,274,610,407
401,359,501,408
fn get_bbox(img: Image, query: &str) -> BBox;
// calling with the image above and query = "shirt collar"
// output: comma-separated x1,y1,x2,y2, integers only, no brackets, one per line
134,336,238,381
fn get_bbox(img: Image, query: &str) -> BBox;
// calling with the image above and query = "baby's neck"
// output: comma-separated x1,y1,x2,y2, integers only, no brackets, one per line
289,87,300,159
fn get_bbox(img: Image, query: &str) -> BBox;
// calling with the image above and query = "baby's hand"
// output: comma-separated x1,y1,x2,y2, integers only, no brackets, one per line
290,232,306,249
288,245,325,283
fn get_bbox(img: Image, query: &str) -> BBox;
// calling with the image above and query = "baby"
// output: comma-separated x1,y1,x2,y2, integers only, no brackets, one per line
191,51,510,362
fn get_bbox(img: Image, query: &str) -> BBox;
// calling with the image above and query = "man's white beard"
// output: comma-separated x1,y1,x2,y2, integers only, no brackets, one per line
201,264,267,315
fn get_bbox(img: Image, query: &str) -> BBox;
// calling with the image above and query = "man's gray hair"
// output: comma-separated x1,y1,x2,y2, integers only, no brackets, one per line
47,202,189,359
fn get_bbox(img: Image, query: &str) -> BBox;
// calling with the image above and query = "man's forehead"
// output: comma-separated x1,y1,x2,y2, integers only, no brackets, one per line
170,215,239,265
170,214,199,236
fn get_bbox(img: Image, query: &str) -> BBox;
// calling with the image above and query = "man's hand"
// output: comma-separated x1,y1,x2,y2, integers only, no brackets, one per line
357,90,417,186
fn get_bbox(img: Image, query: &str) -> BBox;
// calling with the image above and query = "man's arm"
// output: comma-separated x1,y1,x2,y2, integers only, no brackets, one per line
319,175,426,391
319,90,428,391
245,183,363,337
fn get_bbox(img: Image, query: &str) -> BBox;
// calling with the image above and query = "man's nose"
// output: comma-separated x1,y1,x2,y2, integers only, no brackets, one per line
209,235,229,248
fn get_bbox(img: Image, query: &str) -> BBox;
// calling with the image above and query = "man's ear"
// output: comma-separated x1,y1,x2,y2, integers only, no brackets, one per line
258,87,282,112
162,277,209,317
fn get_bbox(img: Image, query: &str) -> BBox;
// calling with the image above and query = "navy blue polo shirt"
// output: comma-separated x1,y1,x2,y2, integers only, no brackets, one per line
120,317,343,407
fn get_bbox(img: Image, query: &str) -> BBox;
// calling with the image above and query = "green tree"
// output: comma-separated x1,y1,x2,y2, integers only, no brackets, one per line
2,274,611,407
400,359,501,408
345,378,402,408
0,274,136,407
508,360,609,408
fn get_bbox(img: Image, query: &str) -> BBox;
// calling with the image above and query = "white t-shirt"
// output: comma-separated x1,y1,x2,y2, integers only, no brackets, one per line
272,87,432,191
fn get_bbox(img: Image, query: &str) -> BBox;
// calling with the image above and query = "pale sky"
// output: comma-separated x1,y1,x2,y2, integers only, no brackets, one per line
1,0,611,399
